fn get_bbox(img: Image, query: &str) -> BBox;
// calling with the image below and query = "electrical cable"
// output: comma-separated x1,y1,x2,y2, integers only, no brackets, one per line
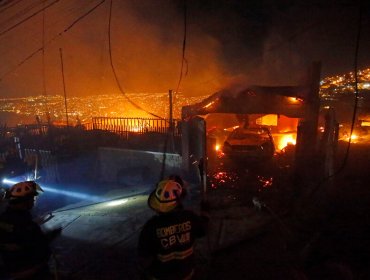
174,0,188,98
0,0,24,15
0,1,84,58
158,0,188,181
0,0,163,120
0,1,50,58
62,0,104,33
107,0,163,119
0,0,60,37
236,4,365,259
0,45,43,82
0,0,46,28
301,1,363,200
291,5,364,260
0,1,98,54
0,0,106,82
41,1,50,122
339,6,362,172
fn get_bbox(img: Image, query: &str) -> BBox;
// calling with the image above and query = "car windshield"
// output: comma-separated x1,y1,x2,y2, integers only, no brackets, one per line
229,128,270,140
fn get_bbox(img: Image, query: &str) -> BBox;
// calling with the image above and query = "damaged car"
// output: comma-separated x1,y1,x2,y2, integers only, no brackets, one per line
222,127,275,162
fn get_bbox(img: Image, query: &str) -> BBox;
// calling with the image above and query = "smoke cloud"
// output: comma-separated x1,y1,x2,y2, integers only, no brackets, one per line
0,0,369,98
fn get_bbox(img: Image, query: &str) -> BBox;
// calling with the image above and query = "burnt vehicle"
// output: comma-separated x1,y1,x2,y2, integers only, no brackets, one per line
222,127,275,162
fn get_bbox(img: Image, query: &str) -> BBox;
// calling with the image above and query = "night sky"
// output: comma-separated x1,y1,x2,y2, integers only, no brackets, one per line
0,0,369,98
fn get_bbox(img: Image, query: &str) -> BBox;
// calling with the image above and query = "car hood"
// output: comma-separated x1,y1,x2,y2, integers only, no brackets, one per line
225,138,269,146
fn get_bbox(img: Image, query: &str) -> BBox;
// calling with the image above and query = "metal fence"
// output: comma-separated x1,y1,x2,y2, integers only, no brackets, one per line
0,117,182,139
91,117,182,137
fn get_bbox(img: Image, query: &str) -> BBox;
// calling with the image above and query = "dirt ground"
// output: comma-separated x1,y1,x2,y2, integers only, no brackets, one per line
200,141,370,280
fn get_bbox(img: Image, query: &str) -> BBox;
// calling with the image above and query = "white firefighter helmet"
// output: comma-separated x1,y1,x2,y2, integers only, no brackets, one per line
148,179,183,213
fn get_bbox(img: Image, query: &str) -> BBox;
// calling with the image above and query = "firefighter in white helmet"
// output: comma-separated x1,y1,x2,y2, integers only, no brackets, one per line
138,175,209,280
0,181,61,280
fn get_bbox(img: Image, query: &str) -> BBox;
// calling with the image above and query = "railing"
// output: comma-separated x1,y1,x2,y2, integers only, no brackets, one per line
0,117,182,138
91,117,182,137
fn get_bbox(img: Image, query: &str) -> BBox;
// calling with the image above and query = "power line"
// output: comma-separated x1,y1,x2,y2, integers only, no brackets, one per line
0,45,43,82
62,0,104,33
338,3,363,171
174,0,188,97
41,1,49,117
107,0,163,119
0,0,60,37
0,0,106,82
159,0,188,181
0,0,46,28
307,1,363,198
0,1,80,57
0,0,24,14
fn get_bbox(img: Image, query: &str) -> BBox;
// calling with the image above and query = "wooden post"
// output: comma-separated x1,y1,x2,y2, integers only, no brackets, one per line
294,62,322,197
168,90,175,152
169,90,173,131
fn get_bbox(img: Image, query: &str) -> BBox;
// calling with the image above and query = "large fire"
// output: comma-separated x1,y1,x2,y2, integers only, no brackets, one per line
275,134,297,151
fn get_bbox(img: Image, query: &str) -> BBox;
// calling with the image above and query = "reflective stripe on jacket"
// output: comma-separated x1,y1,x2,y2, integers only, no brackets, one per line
157,246,194,262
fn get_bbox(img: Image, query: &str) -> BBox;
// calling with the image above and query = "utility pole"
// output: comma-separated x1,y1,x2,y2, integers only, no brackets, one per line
169,89,173,131
59,48,69,127
168,89,175,152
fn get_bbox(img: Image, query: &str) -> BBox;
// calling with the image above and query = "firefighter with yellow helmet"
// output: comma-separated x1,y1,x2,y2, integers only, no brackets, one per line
138,176,209,280
0,181,61,280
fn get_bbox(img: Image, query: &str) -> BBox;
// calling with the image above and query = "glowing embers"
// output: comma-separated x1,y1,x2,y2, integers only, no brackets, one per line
213,171,228,183
204,101,215,109
286,97,303,104
209,170,239,189
203,98,219,109
257,175,273,189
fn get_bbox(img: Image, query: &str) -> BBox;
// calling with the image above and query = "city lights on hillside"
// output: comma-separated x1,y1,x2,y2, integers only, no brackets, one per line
320,67,370,96
0,67,369,125
0,93,209,125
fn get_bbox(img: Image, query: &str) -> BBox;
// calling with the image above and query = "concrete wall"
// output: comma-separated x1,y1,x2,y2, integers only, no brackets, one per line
97,147,183,185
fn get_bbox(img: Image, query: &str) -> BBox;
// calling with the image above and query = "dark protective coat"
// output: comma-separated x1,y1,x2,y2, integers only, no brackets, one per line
0,207,51,276
138,208,208,280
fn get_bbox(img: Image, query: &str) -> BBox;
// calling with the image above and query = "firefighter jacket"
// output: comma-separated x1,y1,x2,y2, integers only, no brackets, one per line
138,208,208,280
0,207,51,276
